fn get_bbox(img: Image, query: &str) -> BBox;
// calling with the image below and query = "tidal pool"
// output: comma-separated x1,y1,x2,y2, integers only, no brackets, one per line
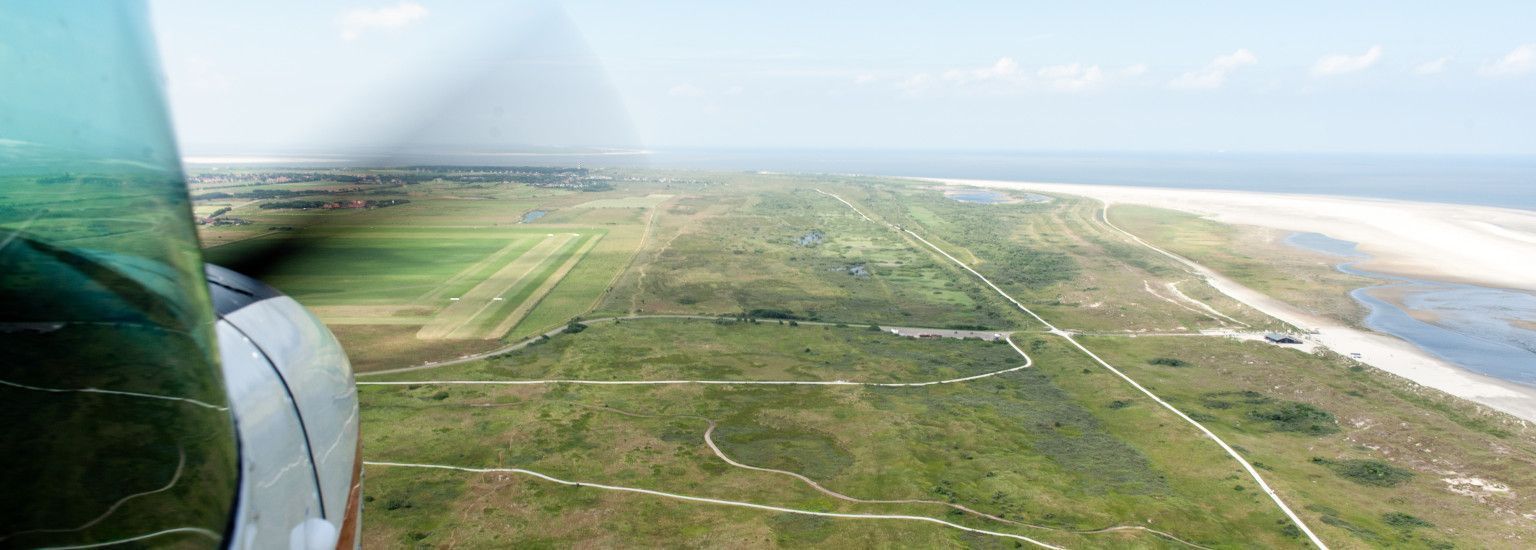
1286,232,1536,386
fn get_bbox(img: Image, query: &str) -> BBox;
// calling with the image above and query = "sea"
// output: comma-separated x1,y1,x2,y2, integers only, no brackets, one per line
1286,233,1536,387
631,150,1536,211
282,148,1536,210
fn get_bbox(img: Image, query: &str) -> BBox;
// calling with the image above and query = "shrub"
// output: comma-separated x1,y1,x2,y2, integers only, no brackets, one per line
1248,402,1338,435
745,308,800,320
1147,357,1189,367
1313,458,1414,487
1382,512,1432,529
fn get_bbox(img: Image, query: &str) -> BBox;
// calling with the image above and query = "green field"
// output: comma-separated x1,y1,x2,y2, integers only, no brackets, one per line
591,185,1035,331
190,168,1536,548
361,320,1303,548
195,174,656,371
848,182,1280,333
573,194,674,208
371,318,1023,384
1106,205,1378,326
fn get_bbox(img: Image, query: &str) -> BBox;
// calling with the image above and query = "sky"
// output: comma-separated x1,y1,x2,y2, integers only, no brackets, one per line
151,1,1536,155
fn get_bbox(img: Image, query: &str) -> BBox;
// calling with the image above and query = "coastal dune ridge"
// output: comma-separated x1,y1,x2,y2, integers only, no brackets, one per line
922,177,1536,423
931,179,1536,293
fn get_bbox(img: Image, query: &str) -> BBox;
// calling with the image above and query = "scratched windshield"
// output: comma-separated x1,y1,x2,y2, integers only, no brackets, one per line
0,3,237,548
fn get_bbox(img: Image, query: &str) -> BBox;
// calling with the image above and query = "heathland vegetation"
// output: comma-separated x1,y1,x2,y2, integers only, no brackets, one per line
195,168,1536,548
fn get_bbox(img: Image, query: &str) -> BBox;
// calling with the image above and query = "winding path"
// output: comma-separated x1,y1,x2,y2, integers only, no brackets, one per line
357,189,1328,548
813,188,1329,550
359,332,1033,388
364,460,1067,549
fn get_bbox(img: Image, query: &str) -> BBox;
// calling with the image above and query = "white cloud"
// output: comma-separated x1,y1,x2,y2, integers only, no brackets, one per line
1119,64,1149,78
667,84,705,98
1478,44,1536,77
897,73,934,97
1311,45,1383,76
1037,63,1105,91
942,57,1021,84
1412,56,1452,75
339,2,428,41
1168,49,1258,90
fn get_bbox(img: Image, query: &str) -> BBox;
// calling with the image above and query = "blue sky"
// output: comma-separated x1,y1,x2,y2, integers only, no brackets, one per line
152,1,1536,155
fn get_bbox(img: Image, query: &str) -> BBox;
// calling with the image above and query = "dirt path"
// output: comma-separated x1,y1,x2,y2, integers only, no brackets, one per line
358,332,1033,387
1091,202,1536,423
813,189,1329,550
539,401,1208,548
363,461,1066,549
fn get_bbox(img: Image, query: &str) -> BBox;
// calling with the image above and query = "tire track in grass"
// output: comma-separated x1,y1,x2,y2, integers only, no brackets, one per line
488,233,603,338
416,233,573,339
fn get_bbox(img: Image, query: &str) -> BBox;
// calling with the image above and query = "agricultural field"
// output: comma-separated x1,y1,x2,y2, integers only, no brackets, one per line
191,167,1536,548
193,168,662,371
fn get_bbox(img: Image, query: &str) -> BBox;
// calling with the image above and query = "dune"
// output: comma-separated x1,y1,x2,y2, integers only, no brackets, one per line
925,178,1536,422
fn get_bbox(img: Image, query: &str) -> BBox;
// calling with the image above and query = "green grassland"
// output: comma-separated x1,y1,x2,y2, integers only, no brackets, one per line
370,317,1024,384
590,182,1034,331
843,181,1281,333
193,173,660,371
572,194,674,208
184,168,1536,548
1106,205,1377,326
361,320,1305,548
204,229,533,305
1078,335,1536,548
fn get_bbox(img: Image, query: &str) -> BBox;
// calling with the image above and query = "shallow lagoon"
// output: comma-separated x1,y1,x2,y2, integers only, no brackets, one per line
945,189,1051,204
1287,232,1536,386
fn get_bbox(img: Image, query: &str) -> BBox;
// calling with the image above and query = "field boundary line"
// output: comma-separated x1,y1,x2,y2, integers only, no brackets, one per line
416,236,532,304
417,234,573,339
488,233,604,338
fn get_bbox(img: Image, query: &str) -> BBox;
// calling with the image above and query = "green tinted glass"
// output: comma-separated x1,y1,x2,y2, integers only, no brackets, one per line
0,2,237,547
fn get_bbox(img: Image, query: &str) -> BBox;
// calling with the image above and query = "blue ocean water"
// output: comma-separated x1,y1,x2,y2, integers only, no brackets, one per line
296,148,1536,210
1286,232,1536,387
629,150,1536,211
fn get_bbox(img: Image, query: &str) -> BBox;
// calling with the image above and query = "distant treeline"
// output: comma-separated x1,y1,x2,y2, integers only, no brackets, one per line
401,165,588,176
259,199,410,210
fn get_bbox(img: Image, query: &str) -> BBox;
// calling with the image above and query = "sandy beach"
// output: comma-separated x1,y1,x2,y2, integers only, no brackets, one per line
928,178,1536,423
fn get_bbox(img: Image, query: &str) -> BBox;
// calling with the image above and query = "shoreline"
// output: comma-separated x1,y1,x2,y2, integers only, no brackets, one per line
929,179,1536,293
920,177,1536,423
